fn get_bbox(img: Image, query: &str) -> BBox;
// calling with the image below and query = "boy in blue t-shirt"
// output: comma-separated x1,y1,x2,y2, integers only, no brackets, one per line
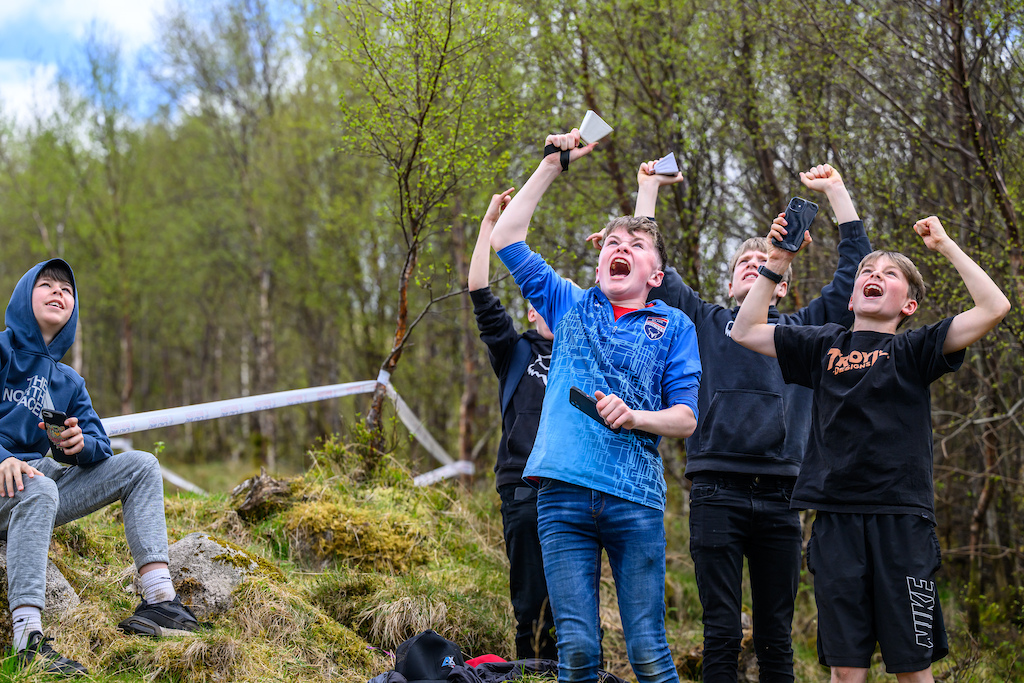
490,129,701,683
731,216,1010,682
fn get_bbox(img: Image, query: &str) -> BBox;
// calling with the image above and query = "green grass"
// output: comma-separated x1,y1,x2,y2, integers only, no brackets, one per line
0,440,1019,682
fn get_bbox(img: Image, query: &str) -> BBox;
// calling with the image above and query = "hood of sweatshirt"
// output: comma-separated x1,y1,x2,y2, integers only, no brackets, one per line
6,258,78,360
0,258,97,461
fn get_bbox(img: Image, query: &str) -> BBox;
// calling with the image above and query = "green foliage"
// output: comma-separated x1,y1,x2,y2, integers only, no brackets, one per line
1,0,1023,662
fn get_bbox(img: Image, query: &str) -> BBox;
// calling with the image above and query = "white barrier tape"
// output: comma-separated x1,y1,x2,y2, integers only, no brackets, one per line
100,379,465,487
101,380,379,436
387,385,454,466
161,466,207,495
413,460,474,486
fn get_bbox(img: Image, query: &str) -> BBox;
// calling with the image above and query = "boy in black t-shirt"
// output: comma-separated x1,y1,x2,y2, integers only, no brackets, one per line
731,216,1010,682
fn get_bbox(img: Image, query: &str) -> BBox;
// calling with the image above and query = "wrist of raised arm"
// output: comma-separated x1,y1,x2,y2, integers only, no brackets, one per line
766,255,794,274
823,180,848,200
936,240,963,260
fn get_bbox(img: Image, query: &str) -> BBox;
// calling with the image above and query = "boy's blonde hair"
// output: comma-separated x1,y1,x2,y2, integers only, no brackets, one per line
857,251,926,304
600,217,667,270
728,237,793,285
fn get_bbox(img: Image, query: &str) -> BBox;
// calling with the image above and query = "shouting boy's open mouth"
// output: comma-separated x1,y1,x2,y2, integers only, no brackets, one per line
610,257,631,278
863,283,883,298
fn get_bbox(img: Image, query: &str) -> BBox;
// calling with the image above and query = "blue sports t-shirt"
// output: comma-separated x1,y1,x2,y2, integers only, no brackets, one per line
497,242,701,511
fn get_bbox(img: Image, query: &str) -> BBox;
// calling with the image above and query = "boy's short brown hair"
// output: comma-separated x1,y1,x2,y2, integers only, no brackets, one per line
728,237,793,285
857,251,926,304
600,217,668,270
35,261,75,296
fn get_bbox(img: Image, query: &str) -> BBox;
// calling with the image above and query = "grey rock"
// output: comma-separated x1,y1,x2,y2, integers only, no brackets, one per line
132,532,282,620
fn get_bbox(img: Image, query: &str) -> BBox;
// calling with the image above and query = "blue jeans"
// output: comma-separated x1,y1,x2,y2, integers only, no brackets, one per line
689,475,801,683
537,479,678,683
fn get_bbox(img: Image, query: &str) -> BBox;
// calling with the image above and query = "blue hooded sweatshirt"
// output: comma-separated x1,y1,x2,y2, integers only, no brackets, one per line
0,259,111,466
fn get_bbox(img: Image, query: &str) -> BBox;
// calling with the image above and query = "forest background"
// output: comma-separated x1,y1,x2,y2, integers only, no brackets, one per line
0,0,1022,664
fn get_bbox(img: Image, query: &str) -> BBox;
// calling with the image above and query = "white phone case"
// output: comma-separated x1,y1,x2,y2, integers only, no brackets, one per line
653,152,679,175
579,110,613,145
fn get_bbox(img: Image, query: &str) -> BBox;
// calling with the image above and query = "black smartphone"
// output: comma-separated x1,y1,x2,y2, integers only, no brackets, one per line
568,386,658,442
41,409,67,456
772,196,818,252
570,386,620,433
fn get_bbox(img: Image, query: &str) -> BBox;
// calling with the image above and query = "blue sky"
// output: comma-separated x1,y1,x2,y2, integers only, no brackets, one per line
0,0,168,125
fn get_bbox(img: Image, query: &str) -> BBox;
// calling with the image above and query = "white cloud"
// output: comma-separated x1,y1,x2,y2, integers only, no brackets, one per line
0,59,59,128
0,0,169,53
0,1,35,26
0,0,171,126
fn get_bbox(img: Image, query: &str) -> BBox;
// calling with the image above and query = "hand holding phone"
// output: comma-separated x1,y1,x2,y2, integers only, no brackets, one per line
569,387,657,442
41,409,76,465
772,197,818,252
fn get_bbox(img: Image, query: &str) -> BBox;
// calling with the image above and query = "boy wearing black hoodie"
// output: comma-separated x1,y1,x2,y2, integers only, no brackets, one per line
0,259,199,675
625,162,871,682
469,188,558,661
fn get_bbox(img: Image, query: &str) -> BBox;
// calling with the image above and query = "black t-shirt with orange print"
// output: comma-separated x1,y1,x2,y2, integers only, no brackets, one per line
774,317,965,522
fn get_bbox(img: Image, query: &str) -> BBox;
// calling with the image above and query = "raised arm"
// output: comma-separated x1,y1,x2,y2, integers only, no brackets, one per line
790,164,871,326
468,188,515,291
799,164,859,224
732,217,812,357
582,157,685,250
913,217,1011,353
490,130,597,252
634,157,686,218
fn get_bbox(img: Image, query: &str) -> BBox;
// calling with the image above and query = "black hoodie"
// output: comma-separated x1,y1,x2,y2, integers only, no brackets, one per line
470,288,552,489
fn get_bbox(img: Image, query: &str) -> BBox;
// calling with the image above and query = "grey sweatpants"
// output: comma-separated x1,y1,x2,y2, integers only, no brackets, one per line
0,450,169,610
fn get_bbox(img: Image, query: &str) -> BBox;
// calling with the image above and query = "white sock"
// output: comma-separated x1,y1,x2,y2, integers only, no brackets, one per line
140,567,176,604
12,606,42,651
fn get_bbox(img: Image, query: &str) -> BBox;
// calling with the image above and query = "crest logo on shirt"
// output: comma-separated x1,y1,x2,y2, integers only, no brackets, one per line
643,317,668,340
441,656,456,668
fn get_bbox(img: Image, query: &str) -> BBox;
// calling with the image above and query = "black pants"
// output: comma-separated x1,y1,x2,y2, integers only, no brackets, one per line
498,484,558,661
689,474,802,683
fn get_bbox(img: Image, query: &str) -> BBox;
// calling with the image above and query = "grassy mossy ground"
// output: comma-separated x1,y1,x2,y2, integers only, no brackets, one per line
0,436,1020,682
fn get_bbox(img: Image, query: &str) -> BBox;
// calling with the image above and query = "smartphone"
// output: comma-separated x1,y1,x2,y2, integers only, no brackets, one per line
41,409,67,456
569,386,657,442
570,386,620,433
772,196,818,252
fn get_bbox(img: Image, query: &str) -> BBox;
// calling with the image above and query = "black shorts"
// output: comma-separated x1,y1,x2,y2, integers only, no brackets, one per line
806,512,948,673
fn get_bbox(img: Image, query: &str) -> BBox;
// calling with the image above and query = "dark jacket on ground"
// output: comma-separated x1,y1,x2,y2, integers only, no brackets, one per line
471,287,552,489
649,220,871,479
369,658,628,683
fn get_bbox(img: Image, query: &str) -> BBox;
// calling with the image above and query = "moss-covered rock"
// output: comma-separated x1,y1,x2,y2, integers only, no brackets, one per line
283,501,430,572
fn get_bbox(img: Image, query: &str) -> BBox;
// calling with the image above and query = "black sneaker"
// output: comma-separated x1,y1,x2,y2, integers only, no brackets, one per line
117,595,201,637
17,631,88,675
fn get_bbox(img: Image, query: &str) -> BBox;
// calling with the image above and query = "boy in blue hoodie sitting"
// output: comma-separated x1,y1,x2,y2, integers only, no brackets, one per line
0,259,199,675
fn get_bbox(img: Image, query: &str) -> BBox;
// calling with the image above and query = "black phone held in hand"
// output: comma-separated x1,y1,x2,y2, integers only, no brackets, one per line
41,409,75,464
570,386,620,433
773,196,818,252
568,386,658,442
